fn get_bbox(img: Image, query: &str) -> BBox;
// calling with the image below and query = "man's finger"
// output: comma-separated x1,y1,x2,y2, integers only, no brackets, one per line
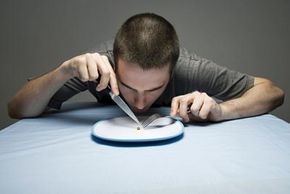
93,53,110,91
188,113,207,122
78,60,89,82
86,54,99,81
198,94,215,119
102,55,119,95
170,96,180,116
190,92,203,117
179,97,191,122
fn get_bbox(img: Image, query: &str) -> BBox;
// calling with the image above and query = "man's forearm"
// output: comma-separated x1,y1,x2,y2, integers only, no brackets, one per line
8,63,72,118
219,77,284,121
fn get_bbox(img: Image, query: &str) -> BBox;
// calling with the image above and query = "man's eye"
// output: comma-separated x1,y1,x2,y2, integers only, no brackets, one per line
124,86,137,93
147,89,159,93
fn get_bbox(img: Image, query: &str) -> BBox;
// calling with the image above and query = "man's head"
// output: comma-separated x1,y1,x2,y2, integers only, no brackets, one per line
113,13,179,72
113,13,179,112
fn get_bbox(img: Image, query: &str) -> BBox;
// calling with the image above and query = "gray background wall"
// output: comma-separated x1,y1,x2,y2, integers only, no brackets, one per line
1,0,289,129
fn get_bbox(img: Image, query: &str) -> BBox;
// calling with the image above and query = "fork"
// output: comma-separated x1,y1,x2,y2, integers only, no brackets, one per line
142,109,192,128
142,114,181,128
142,114,162,128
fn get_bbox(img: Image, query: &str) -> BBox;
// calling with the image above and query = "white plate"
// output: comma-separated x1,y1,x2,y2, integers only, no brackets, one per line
92,116,184,142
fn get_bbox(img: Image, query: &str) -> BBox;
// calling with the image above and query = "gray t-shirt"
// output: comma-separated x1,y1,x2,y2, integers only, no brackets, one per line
48,41,254,109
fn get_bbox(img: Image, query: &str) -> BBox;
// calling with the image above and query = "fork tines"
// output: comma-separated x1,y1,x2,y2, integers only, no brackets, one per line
142,113,161,128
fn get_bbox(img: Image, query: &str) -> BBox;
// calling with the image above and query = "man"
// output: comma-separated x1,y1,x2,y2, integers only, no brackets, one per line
8,13,284,122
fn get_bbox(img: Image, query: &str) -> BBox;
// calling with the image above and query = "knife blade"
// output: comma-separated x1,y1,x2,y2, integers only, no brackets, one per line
109,92,143,128
93,78,143,128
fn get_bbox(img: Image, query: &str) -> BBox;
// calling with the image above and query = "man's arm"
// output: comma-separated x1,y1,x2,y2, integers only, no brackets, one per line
8,53,119,119
8,65,71,119
217,77,284,121
171,77,284,122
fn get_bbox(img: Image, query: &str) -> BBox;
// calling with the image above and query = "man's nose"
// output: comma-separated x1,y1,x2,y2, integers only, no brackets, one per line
134,95,146,110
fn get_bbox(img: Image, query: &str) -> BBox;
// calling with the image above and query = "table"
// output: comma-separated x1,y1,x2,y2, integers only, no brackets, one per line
1,102,290,194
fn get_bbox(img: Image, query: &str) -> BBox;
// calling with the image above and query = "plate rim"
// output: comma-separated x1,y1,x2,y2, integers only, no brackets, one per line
92,117,184,142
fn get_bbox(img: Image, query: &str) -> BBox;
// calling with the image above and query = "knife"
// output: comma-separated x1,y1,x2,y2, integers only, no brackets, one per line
109,92,143,128
93,79,143,128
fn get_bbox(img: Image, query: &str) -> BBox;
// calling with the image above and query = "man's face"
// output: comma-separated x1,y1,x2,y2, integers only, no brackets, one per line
116,58,170,113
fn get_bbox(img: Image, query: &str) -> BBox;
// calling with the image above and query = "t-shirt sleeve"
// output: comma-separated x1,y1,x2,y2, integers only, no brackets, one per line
175,48,254,101
47,77,88,109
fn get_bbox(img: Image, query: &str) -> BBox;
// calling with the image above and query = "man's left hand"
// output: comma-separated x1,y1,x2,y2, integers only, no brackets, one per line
170,91,223,122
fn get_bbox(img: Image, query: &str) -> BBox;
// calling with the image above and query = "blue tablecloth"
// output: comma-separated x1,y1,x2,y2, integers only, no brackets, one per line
1,103,290,194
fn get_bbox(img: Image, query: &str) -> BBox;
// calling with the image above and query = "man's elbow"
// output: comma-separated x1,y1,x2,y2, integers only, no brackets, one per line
7,100,41,119
255,78,284,110
274,86,285,108
267,81,285,110
8,103,19,119
8,100,24,119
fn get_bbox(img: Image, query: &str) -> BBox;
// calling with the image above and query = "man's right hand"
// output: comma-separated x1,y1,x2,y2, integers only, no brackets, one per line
61,53,119,95
8,52,119,119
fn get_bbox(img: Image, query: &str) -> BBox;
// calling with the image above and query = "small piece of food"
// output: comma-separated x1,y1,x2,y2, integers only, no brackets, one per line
137,127,141,130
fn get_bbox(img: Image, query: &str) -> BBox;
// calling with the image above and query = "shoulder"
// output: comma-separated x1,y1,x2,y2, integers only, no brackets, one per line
174,47,225,76
175,47,208,70
174,47,205,78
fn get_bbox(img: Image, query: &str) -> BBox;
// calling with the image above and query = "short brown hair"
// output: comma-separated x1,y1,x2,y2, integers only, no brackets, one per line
113,13,179,72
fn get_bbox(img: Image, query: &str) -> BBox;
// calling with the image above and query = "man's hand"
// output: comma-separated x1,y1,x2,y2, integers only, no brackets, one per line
170,91,223,122
61,53,119,95
8,53,120,119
